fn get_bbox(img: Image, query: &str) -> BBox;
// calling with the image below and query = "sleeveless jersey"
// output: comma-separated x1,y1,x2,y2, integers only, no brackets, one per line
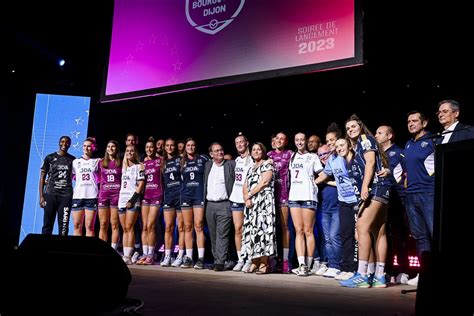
288,152,323,202
144,157,164,200
163,157,182,201
229,155,254,203
72,157,100,199
181,154,209,200
353,134,388,188
267,149,293,203
98,159,122,197
118,163,145,208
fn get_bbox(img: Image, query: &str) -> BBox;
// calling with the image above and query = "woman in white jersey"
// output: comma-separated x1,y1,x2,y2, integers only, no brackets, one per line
71,137,100,236
229,133,254,271
288,132,323,276
118,145,145,264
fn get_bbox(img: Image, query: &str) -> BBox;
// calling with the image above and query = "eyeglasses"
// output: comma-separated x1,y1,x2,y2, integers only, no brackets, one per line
212,148,224,153
436,109,456,116
318,151,331,157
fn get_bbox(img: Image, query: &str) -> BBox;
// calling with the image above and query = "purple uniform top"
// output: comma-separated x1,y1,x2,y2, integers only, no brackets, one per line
267,149,293,204
98,159,122,198
144,157,164,200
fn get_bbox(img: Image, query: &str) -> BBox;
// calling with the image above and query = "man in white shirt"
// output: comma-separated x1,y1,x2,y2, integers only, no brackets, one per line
437,100,474,144
203,142,235,271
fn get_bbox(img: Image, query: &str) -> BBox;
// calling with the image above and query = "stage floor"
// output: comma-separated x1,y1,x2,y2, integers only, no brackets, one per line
127,265,416,315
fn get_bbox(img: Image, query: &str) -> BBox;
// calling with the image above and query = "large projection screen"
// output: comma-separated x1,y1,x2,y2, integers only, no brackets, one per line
101,0,363,102
20,94,91,243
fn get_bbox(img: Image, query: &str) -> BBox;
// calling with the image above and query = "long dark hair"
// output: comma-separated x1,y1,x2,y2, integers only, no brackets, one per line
180,137,199,170
102,140,121,168
345,114,388,168
161,138,177,173
145,136,157,159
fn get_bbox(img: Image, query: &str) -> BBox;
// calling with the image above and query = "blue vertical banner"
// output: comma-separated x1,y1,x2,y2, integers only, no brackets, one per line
20,94,91,243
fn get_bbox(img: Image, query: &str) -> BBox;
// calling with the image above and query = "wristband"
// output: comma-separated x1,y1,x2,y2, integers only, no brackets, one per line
128,192,140,206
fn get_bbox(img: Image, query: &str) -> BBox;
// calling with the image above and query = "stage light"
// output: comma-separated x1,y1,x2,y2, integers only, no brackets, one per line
58,59,66,67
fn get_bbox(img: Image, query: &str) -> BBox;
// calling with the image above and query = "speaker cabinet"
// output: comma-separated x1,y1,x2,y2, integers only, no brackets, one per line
4,234,131,314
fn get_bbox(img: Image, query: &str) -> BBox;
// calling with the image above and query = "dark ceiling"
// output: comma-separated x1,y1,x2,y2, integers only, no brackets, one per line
2,0,471,144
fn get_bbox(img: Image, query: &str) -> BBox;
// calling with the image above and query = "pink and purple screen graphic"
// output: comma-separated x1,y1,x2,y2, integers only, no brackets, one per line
103,0,359,100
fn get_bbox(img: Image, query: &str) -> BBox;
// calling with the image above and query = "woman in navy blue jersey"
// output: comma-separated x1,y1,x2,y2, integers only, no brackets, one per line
180,138,209,268
340,115,390,288
160,138,185,267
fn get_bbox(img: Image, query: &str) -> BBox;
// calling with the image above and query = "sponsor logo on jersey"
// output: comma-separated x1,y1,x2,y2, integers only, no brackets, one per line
145,168,157,175
184,166,199,172
361,139,372,151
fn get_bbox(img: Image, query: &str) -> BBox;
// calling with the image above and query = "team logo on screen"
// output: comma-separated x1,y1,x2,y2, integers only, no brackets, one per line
185,0,245,35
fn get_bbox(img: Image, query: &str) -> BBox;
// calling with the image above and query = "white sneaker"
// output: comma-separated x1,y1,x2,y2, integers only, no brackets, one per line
335,271,354,280
241,260,252,273
122,256,132,265
407,273,419,286
171,256,183,267
323,268,341,278
292,264,309,276
161,255,172,267
311,260,321,274
315,263,328,276
131,251,141,264
233,261,245,272
396,273,409,284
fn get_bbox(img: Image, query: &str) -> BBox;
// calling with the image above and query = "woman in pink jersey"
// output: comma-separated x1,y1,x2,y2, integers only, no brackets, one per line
137,137,164,265
267,132,293,273
98,140,122,244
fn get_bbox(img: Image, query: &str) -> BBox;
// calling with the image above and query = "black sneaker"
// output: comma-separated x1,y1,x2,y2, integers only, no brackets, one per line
194,258,204,269
214,264,224,271
180,256,193,268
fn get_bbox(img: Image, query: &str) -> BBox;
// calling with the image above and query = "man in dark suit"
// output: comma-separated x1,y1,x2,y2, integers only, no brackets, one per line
437,100,474,143
203,142,235,271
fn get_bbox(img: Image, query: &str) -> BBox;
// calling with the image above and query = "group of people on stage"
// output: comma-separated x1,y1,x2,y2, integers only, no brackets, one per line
38,100,473,288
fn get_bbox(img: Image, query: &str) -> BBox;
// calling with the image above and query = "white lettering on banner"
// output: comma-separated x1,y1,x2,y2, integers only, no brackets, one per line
295,21,338,55
204,5,226,17
192,0,222,9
